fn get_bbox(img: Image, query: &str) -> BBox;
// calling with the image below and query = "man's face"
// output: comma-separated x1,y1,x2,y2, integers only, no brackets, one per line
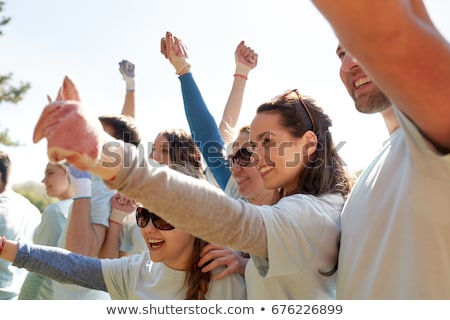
336,44,391,114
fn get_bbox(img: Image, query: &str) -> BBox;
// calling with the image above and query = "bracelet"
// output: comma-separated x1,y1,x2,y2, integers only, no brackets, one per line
233,73,248,80
109,219,122,226
0,235,5,256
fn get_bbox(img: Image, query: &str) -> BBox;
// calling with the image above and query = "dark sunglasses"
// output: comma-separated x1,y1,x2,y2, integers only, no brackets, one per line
271,89,315,133
227,147,254,168
136,206,175,231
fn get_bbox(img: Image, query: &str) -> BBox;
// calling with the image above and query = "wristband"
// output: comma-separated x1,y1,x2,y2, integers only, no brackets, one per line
233,73,248,80
126,79,135,91
72,178,92,199
109,208,130,225
109,219,122,226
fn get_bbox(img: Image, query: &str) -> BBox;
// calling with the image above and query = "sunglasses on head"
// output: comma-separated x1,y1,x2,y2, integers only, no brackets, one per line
227,147,254,168
136,206,175,231
271,89,315,133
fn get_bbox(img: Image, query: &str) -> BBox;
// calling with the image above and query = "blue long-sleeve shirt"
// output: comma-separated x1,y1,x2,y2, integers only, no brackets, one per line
179,73,231,191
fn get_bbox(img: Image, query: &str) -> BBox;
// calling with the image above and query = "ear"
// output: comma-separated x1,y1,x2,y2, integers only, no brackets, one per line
55,76,81,102
303,130,318,157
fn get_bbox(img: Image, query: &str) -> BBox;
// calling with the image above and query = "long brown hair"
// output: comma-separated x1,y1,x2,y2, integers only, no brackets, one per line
170,161,211,299
256,90,351,200
257,90,351,276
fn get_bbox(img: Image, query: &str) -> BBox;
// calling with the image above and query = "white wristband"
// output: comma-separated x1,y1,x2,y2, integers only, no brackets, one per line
109,208,130,225
72,178,92,199
126,79,135,91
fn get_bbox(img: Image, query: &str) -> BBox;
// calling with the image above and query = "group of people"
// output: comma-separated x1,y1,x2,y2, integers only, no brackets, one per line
0,0,449,300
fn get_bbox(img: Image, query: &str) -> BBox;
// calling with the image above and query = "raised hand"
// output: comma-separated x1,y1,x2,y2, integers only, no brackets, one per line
68,165,93,199
119,60,135,91
110,192,136,225
160,31,191,75
33,76,121,180
234,40,258,77
198,243,249,280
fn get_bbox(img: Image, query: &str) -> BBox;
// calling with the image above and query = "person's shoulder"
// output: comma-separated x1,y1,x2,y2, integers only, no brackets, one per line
43,199,72,217
7,189,41,212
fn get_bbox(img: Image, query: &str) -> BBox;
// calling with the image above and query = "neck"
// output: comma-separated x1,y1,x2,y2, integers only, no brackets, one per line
380,107,400,135
248,190,276,205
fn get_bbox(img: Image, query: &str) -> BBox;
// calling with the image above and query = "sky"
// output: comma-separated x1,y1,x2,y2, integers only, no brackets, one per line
1,0,449,185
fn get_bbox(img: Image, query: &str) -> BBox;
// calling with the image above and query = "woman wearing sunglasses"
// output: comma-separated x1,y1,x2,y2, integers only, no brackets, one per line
161,32,275,206
30,73,351,299
0,164,246,300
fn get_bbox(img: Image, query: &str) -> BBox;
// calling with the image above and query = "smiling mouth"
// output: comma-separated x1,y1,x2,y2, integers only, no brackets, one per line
148,239,165,249
354,76,371,89
259,166,272,175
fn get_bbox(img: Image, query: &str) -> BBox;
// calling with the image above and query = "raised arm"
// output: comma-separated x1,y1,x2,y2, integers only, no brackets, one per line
65,167,109,257
312,0,450,151
219,41,258,146
161,32,231,190
118,60,136,118
98,193,135,258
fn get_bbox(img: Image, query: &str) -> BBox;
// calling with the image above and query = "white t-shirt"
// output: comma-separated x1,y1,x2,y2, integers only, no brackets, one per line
119,212,147,255
102,251,246,300
337,110,450,299
0,188,41,299
245,193,343,299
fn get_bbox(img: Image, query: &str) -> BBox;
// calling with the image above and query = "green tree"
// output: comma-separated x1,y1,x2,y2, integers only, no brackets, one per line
0,1,31,146
13,181,56,213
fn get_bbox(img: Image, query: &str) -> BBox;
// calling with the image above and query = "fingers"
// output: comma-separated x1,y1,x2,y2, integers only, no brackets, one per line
55,76,80,102
235,41,258,67
112,193,135,210
211,262,238,281
200,243,224,256
160,37,168,58
165,31,175,57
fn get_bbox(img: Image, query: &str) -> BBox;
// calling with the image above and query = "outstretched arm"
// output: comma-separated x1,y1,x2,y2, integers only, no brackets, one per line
0,239,107,291
312,0,450,151
219,41,258,146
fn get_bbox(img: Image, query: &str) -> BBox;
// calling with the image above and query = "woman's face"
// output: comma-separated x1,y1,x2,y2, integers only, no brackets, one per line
250,112,311,194
150,134,172,165
139,218,195,271
41,163,72,199
229,131,273,205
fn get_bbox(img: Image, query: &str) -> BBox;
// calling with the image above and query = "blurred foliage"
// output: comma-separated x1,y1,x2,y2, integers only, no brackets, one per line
0,2,31,146
13,180,56,213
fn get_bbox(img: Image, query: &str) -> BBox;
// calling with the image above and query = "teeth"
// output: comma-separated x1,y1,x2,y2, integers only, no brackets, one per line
259,166,271,174
149,239,164,244
355,76,371,88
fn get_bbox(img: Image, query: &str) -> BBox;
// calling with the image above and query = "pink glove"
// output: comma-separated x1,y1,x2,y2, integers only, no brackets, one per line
33,76,122,180
110,193,136,225
160,31,191,75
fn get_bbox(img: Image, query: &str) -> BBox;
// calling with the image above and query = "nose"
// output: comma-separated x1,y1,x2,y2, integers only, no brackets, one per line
150,151,161,164
142,220,159,233
229,157,242,173
251,146,264,167
341,52,360,73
